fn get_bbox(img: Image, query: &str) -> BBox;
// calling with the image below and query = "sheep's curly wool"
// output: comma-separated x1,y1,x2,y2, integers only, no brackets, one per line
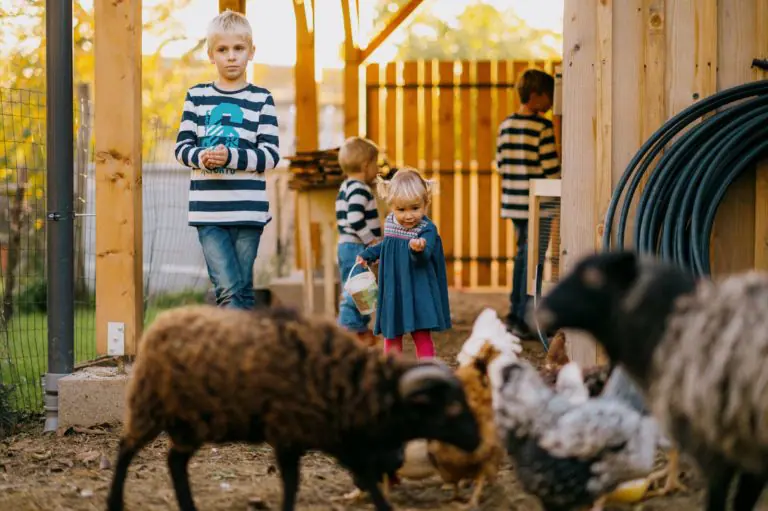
123,305,426,450
650,272,768,474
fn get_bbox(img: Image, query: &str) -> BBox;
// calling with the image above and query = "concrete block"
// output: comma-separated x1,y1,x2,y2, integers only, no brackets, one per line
58,365,133,430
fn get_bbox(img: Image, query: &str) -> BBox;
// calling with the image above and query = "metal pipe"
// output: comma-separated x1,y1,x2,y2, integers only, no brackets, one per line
44,0,74,433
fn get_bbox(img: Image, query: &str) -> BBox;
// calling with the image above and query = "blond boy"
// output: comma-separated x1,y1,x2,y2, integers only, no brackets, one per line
335,137,381,346
175,10,280,310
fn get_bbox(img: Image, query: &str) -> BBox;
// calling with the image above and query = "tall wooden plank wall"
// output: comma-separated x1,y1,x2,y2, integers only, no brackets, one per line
562,0,768,366
364,59,560,290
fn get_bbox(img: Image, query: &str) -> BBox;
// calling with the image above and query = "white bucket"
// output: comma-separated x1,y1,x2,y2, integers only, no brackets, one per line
344,262,378,315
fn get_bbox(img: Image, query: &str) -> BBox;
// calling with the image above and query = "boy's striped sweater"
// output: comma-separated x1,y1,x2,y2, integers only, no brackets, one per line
495,113,560,220
175,82,280,227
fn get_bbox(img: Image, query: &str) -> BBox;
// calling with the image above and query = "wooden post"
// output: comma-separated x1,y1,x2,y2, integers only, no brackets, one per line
341,0,361,137
293,0,318,151
94,0,143,356
754,0,768,270
594,0,613,365
561,0,599,366
711,0,758,276
292,0,319,271
218,0,245,13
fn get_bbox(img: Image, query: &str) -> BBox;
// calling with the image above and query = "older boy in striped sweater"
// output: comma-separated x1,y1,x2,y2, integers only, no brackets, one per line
175,10,280,310
496,69,560,337
335,137,382,347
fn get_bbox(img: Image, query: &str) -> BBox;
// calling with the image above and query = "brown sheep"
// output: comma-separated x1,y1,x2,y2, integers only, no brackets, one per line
106,305,480,511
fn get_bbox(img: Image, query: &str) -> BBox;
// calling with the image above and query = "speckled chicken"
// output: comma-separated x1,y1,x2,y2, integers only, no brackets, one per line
489,354,659,511
427,308,519,509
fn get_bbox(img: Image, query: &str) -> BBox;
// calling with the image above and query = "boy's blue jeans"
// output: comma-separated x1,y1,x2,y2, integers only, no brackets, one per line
510,218,551,322
196,225,263,310
337,242,372,332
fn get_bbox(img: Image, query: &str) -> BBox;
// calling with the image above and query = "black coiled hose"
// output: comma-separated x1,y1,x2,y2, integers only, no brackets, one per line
601,79,768,276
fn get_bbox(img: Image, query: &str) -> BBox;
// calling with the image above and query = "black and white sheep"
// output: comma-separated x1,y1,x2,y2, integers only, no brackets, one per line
106,305,480,511
533,250,768,511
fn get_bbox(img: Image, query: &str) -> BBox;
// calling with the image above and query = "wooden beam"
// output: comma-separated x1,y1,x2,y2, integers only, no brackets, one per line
219,0,246,14
711,0,757,277
293,0,318,151
753,0,768,270
94,0,143,356
594,0,613,366
360,0,424,62
342,0,361,137
561,0,599,366
611,0,643,248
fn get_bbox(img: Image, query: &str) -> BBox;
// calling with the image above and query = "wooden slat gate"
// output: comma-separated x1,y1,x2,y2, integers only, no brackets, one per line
364,59,561,290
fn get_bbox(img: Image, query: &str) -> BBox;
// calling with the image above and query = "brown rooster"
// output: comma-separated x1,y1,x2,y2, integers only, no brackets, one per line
539,331,611,397
427,342,506,509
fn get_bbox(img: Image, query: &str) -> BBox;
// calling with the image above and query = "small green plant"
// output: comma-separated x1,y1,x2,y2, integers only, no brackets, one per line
0,383,18,439
16,278,47,314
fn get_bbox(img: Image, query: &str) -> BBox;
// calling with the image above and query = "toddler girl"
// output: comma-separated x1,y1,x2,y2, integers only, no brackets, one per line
357,167,451,358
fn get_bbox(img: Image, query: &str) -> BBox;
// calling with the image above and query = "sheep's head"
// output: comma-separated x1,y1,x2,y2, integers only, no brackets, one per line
397,361,480,453
531,250,640,354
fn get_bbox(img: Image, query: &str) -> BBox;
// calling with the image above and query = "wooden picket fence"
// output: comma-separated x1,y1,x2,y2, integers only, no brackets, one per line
364,59,561,290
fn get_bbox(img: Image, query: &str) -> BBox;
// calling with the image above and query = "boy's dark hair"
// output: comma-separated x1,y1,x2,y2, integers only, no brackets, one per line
517,69,555,104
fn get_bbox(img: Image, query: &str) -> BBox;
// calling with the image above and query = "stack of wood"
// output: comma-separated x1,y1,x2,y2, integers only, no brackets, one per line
286,147,345,190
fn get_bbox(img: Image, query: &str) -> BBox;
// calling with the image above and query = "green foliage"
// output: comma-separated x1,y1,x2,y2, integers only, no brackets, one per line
373,1,562,60
146,289,207,310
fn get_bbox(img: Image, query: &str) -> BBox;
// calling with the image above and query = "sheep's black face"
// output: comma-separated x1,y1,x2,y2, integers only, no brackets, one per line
531,250,640,351
398,365,481,453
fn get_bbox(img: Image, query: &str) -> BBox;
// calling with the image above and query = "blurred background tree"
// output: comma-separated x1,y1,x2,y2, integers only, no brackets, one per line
370,0,562,60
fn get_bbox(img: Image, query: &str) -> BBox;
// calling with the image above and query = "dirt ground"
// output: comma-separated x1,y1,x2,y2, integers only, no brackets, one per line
0,291,745,510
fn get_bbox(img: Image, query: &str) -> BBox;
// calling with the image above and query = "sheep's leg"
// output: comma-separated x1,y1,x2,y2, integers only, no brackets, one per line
705,464,736,511
354,472,393,511
106,439,139,511
168,447,197,511
276,448,302,511
732,472,766,511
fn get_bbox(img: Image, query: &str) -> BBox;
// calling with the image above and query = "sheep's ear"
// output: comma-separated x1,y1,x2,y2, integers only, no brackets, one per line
602,251,639,286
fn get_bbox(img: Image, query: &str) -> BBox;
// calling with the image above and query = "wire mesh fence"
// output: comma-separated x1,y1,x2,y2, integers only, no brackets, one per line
0,85,295,413
0,87,50,413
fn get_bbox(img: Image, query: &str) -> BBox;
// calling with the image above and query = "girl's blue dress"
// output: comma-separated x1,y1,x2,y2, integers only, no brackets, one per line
359,213,451,339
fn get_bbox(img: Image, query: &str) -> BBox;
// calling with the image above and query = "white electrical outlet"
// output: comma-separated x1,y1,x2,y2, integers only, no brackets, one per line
108,322,125,356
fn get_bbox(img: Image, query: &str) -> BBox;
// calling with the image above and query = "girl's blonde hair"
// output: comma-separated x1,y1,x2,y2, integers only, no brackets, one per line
376,167,436,205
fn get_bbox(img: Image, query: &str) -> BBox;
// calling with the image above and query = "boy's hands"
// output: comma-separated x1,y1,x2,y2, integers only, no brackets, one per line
356,255,368,267
409,238,426,252
200,144,228,169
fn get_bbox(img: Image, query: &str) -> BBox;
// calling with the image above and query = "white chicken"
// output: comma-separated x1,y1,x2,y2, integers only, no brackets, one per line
456,308,523,367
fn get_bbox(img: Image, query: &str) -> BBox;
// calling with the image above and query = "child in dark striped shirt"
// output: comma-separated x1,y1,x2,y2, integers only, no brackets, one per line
335,137,382,347
496,68,560,337
174,10,280,310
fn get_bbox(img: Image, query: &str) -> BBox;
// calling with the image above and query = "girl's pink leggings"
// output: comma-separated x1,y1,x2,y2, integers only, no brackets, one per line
384,330,435,359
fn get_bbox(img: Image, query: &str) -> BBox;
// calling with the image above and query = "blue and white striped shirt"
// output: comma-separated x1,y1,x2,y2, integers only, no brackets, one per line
495,113,560,220
175,82,280,227
335,178,382,245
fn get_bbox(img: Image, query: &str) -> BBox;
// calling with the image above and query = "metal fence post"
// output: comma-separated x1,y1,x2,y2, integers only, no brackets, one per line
44,0,74,432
